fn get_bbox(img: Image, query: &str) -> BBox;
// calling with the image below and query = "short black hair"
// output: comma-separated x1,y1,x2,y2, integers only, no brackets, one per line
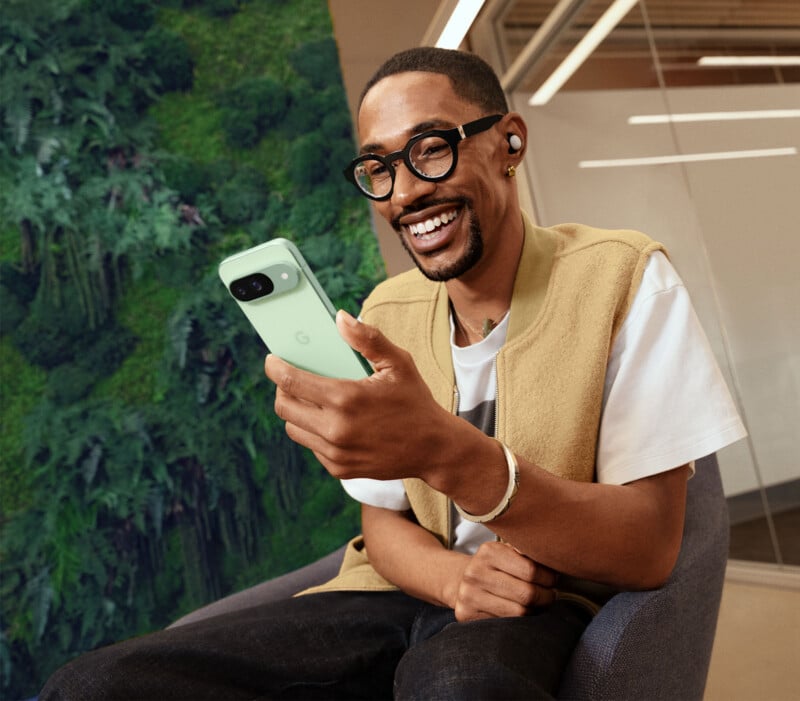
359,47,509,114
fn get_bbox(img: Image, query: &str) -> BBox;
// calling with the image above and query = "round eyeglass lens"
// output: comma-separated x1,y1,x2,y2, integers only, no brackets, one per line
409,136,454,178
354,159,391,198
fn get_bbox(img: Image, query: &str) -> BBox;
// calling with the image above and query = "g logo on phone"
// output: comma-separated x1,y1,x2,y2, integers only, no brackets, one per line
295,331,310,345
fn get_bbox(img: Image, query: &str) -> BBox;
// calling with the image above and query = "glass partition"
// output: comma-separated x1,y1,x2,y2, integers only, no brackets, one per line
472,0,800,565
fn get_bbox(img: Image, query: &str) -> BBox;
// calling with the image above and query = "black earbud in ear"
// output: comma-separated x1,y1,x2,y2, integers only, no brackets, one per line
507,134,523,153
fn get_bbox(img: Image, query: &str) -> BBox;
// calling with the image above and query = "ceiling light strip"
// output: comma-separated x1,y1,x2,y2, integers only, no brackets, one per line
579,147,798,169
501,0,589,93
435,0,488,49
628,110,800,125
529,0,640,106
698,56,800,67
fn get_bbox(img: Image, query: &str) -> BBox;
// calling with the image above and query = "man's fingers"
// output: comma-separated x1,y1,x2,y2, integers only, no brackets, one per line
273,386,324,429
455,542,559,620
266,354,346,406
455,591,527,621
335,310,407,372
479,569,556,611
530,561,558,588
454,578,557,622
504,545,558,588
528,582,557,607
474,542,558,588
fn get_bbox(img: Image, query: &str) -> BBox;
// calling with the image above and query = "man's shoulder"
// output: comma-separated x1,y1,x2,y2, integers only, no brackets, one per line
544,222,661,258
362,266,439,313
359,267,444,344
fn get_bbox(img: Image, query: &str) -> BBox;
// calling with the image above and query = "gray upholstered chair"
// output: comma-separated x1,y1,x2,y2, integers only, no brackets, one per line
171,453,729,701
557,452,729,700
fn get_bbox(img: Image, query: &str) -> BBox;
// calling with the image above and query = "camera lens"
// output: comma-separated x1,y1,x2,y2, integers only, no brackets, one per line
230,273,273,301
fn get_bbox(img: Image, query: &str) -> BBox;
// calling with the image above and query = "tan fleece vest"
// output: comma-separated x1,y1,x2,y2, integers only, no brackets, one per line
301,215,664,595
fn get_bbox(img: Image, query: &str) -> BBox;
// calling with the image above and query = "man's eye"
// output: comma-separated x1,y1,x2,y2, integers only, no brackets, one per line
428,143,449,155
356,161,388,181
414,138,449,161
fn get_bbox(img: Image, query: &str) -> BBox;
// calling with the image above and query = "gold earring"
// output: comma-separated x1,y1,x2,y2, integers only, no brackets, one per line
506,165,516,178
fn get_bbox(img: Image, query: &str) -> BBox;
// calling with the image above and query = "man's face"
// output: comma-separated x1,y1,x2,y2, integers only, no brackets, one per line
357,72,509,282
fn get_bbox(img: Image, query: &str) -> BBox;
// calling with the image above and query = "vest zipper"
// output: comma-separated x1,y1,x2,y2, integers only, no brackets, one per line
448,384,459,547
493,356,501,542
450,357,501,544
492,357,499,439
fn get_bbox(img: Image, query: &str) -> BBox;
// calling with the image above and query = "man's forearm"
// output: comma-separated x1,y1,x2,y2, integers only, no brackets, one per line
361,504,560,621
361,504,467,608
435,437,690,591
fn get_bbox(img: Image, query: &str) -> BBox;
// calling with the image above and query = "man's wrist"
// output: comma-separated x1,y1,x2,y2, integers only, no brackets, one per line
454,440,520,524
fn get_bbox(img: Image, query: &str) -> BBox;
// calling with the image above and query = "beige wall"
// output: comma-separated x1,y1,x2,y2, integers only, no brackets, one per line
515,83,800,495
705,563,800,701
328,0,439,276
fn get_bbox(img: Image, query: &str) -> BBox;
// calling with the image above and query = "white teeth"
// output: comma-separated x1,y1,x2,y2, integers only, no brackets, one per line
408,209,458,238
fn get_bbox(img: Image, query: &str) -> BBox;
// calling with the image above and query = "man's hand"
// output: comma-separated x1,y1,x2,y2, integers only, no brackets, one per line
362,505,557,622
265,310,469,482
452,541,557,622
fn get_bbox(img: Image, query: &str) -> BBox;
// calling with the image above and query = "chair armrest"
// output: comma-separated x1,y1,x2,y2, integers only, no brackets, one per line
558,454,729,700
169,545,347,628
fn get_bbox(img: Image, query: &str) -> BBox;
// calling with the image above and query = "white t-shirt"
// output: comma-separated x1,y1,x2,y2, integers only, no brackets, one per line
342,252,746,552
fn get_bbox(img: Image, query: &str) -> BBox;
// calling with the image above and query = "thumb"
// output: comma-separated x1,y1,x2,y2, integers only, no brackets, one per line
335,310,401,370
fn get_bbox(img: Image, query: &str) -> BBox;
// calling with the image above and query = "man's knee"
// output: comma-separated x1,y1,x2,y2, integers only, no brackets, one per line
40,651,110,701
394,606,588,701
394,620,553,701
40,633,175,701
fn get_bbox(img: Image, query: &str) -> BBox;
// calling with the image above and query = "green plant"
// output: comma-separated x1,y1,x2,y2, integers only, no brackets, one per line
215,166,270,224
287,131,330,190
0,0,193,331
219,76,290,148
0,2,383,697
143,26,195,93
288,36,342,90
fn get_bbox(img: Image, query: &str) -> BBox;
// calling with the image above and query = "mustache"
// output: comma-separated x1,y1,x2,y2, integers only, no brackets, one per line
390,197,471,231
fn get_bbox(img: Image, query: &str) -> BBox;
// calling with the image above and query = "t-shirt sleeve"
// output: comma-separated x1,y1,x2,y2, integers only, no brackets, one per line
596,252,747,485
340,477,411,510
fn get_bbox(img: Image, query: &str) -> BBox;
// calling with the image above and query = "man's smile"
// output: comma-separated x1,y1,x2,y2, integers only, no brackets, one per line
406,208,460,239
394,204,467,257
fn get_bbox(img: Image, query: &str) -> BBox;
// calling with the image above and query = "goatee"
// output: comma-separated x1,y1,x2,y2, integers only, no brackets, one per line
394,200,484,282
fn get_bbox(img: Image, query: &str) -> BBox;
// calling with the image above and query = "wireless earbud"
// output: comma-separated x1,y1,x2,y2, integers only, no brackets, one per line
507,134,523,153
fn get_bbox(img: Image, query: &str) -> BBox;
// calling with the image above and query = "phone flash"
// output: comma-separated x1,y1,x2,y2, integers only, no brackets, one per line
281,272,289,280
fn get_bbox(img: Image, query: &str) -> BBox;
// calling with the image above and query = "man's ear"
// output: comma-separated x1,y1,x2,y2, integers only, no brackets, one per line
507,134,523,153
503,113,527,164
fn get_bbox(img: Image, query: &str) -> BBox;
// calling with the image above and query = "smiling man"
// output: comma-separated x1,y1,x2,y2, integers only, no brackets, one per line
42,47,746,700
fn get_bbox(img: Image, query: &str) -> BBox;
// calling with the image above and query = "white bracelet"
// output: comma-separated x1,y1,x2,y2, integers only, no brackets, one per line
454,440,519,524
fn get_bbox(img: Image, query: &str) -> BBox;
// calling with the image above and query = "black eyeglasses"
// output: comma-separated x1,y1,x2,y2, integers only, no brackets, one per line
343,114,503,201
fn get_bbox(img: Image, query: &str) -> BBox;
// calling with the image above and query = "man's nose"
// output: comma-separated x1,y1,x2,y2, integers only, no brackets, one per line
390,160,436,207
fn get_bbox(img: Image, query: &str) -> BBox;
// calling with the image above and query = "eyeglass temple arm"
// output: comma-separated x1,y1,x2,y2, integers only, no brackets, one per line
458,114,503,141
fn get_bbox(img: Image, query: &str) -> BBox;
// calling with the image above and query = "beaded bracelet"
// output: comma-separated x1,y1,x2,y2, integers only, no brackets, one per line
454,440,519,524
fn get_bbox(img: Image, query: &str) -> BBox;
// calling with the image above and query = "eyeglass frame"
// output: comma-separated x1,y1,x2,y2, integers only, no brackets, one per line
343,113,504,201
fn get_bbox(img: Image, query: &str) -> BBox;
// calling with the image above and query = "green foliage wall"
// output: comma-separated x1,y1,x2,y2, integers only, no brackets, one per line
0,1,383,696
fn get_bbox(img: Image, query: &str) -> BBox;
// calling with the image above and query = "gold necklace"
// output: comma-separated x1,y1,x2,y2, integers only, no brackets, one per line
453,309,507,340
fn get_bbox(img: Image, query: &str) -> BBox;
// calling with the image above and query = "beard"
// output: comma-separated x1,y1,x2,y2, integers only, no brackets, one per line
393,199,484,282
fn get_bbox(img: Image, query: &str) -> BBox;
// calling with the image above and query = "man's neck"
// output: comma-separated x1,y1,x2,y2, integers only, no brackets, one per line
445,217,524,329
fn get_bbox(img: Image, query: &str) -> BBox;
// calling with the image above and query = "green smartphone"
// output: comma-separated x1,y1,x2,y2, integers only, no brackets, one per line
218,238,371,380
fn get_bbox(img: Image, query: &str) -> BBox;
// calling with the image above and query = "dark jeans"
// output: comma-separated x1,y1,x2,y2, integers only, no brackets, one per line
40,591,590,700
